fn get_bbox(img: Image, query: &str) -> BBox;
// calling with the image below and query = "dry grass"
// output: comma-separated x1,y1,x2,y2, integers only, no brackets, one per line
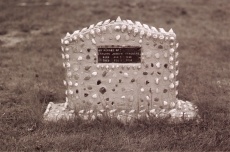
0,0,230,151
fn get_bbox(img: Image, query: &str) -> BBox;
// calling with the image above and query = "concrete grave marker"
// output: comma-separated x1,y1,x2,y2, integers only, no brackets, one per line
44,17,198,123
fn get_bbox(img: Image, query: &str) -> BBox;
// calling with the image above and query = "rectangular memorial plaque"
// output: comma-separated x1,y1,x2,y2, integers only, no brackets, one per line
98,46,141,63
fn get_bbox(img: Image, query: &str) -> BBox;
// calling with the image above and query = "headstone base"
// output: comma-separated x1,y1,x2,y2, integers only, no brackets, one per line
43,100,199,123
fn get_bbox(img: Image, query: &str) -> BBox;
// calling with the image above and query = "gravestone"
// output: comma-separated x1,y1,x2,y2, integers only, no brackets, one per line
44,17,198,123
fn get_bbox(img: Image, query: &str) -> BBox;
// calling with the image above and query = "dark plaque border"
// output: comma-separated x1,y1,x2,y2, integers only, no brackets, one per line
98,46,141,63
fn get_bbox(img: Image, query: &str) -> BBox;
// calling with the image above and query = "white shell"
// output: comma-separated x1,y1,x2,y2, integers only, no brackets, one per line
121,96,126,99
65,54,69,59
69,90,73,94
92,72,97,76
92,94,97,98
156,62,161,68
92,38,96,44
175,81,179,87
146,96,150,100
140,88,145,92
169,83,175,89
169,73,174,79
116,35,121,41
169,48,175,54
124,73,128,77
79,110,84,114
129,110,135,113
155,78,159,84
78,56,83,61
66,62,70,67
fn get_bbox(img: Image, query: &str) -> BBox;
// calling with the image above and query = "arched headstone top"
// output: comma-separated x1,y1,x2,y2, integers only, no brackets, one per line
61,16,176,46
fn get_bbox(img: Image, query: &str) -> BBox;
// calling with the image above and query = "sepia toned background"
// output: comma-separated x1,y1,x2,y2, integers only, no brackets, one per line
0,0,230,151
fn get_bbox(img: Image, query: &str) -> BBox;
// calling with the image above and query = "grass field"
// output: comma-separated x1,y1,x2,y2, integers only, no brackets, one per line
0,0,230,151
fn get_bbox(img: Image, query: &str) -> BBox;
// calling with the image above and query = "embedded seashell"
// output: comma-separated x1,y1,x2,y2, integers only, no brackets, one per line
65,97,68,103
155,53,160,59
155,78,159,84
79,34,84,40
73,35,77,40
169,56,174,62
92,72,97,76
101,26,106,32
78,56,83,60
90,29,95,36
121,25,126,32
92,38,96,44
65,54,70,59
61,46,64,51
64,40,69,45
109,79,112,83
74,83,78,86
79,110,84,114
140,88,145,92
156,62,161,68
61,54,65,59
175,81,179,87
150,109,156,114
115,25,121,30
116,35,121,41
65,47,69,51
66,62,70,67
170,37,175,41
124,72,128,77
175,70,179,76
175,52,179,58
139,109,146,113
164,77,168,80
175,61,179,66
139,39,142,44
69,90,73,94
96,28,101,34
146,96,150,100
63,80,67,85
140,30,145,38
120,110,126,113
121,96,126,99
92,94,97,98
133,28,139,36
176,43,179,48
175,90,178,95
127,25,132,32
153,34,158,39
169,48,175,54
129,110,135,113
169,83,175,89
169,65,174,70
159,35,164,40
110,109,117,113
146,31,152,38
169,73,174,79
